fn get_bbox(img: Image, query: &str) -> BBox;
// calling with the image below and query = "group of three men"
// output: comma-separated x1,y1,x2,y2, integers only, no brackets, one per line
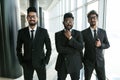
16,7,110,80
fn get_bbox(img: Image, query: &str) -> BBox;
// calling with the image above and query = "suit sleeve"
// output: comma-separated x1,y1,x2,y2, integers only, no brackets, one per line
100,31,110,49
44,30,52,64
55,32,83,55
68,31,83,52
16,30,23,65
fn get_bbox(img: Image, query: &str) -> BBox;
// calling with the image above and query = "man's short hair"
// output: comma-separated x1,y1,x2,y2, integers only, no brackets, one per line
27,7,37,14
63,12,74,20
87,10,98,18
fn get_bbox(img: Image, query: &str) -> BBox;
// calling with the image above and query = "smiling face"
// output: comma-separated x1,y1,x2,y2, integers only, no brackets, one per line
27,12,38,26
63,17,74,30
88,14,98,28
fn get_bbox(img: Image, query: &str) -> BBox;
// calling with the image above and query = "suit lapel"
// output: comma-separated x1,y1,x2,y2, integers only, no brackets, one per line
88,28,94,40
85,27,96,44
26,27,31,41
71,30,74,37
61,30,68,41
34,27,38,40
97,28,101,39
33,27,40,43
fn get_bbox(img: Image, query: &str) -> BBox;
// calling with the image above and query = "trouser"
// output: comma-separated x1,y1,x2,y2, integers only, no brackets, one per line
57,69,80,80
84,62,105,80
22,63,46,80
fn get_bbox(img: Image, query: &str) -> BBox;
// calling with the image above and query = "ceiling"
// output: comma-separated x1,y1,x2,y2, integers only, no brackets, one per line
20,0,55,15
38,0,53,10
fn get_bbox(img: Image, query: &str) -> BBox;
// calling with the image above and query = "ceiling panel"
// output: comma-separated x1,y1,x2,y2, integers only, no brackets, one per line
39,0,53,10
20,0,55,15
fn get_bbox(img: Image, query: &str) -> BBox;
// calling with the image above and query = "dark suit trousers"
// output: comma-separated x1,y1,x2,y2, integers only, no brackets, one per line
84,62,105,80
57,68,80,80
22,62,46,80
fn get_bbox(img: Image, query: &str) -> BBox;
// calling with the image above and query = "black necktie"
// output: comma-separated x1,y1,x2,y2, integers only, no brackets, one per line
94,30,97,40
31,30,34,40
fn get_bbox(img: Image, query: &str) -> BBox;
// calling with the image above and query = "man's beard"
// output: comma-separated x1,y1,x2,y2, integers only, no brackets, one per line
29,22,37,26
90,24,95,27
65,25,72,30
90,23,96,27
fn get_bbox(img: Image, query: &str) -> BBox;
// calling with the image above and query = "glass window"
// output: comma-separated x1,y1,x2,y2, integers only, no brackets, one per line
71,0,75,11
60,0,65,15
106,0,120,80
66,0,70,12
87,0,92,2
77,0,82,7
87,1,98,13
77,8,82,30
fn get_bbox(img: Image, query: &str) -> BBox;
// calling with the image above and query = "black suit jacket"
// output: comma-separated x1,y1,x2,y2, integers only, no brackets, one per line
82,27,110,67
16,27,51,68
55,29,83,73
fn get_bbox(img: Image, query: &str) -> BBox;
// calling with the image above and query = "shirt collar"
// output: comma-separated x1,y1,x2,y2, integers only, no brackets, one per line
64,28,72,32
90,27,98,31
29,25,37,31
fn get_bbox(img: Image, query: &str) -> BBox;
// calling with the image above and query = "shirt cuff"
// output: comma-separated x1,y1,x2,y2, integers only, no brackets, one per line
69,36,72,40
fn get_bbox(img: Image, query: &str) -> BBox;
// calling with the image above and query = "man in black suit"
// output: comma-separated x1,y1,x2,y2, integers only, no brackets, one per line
16,7,52,80
55,12,83,80
82,10,110,80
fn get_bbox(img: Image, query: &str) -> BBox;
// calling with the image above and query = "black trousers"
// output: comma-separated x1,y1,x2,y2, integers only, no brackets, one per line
22,62,46,80
84,62,105,80
57,68,80,80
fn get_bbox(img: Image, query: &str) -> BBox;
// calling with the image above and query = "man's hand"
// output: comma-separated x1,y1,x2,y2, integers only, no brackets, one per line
64,30,72,40
95,39,101,47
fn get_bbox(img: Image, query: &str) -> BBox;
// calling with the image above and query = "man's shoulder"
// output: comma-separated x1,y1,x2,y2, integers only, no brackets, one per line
55,30,64,37
72,29,81,32
37,27,46,30
18,27,28,32
37,27,48,33
55,30,63,34
98,28,105,31
81,27,90,33
98,28,106,33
